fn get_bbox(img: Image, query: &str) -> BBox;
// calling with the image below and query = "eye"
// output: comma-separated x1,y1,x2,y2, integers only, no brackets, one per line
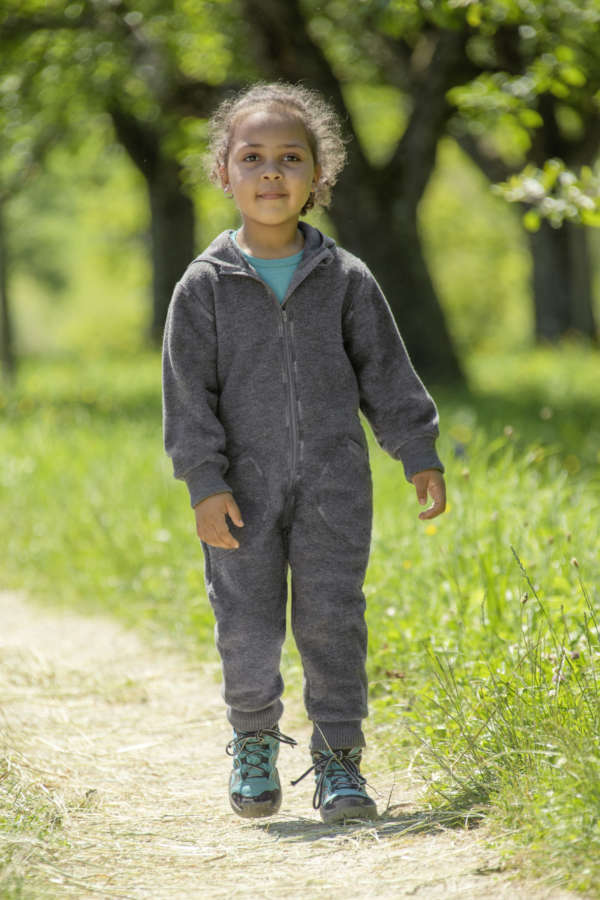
283,153,301,162
242,153,259,162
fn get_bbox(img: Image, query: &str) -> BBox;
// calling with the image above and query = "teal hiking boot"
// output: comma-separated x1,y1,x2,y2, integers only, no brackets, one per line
226,727,297,818
293,747,378,824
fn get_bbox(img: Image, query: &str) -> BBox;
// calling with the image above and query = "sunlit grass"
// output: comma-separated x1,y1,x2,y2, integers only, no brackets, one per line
0,352,211,646
365,342,600,893
1,346,599,892
0,752,71,898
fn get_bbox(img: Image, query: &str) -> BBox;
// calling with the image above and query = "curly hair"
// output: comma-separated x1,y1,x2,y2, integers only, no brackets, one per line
205,82,347,214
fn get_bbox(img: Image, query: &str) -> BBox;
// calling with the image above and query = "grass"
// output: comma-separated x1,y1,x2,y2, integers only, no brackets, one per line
0,353,212,647
0,750,70,899
1,344,600,893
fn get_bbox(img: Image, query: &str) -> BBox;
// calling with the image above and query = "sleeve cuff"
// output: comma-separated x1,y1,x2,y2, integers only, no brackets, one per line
184,463,232,508
395,437,445,482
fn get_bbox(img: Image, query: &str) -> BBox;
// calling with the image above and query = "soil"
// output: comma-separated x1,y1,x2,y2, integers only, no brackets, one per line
0,592,579,899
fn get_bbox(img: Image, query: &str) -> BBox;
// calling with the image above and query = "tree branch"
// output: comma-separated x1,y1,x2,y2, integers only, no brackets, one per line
388,27,477,205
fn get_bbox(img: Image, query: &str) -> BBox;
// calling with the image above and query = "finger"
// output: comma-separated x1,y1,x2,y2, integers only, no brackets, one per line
196,517,220,545
418,483,446,520
419,503,441,520
226,496,244,528
412,476,428,505
213,522,240,550
198,521,223,549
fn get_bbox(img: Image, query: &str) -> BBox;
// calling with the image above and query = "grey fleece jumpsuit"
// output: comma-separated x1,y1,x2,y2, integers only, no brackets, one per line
162,222,443,750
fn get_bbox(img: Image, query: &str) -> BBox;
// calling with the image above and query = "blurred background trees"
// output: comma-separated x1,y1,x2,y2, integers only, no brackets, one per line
1,0,599,383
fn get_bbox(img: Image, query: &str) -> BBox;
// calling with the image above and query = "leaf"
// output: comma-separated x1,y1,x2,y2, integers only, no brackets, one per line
555,45,575,63
466,3,482,27
550,80,570,99
580,209,600,228
518,109,543,129
523,209,541,232
559,66,586,88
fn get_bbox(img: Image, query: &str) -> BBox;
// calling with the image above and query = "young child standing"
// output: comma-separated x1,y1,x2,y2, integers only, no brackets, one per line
162,82,446,824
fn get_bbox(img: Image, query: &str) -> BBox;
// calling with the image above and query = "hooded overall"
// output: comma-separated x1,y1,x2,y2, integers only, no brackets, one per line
162,222,443,750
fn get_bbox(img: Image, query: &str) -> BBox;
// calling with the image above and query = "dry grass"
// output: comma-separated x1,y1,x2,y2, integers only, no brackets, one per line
0,593,579,899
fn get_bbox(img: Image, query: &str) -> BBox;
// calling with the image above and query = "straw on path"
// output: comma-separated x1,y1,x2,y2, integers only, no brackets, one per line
0,592,576,899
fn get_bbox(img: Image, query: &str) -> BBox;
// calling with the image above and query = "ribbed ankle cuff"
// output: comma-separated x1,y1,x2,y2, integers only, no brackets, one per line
227,699,283,733
310,720,365,751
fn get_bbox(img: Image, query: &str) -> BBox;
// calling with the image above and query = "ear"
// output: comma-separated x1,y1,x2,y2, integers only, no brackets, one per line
312,163,322,188
219,165,230,192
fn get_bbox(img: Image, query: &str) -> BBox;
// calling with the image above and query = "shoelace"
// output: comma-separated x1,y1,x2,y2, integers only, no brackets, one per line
226,728,297,779
291,750,366,810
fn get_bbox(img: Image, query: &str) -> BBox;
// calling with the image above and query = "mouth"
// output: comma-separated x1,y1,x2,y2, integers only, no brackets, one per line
257,192,287,199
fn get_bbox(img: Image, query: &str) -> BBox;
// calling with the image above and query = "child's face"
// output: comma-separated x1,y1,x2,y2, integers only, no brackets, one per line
222,108,321,233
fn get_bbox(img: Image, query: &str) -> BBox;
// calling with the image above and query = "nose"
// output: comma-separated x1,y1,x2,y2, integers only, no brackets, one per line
261,161,283,180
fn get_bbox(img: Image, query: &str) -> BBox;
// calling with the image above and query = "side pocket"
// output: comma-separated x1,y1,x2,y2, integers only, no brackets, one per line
225,454,269,537
315,439,373,549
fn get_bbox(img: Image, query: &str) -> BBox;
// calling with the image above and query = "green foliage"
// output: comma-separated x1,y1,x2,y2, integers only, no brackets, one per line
497,158,600,229
10,105,594,363
364,344,600,892
3,76,595,365
0,354,213,649
9,125,149,356
393,553,600,892
0,0,251,168
409,604,600,892
443,0,600,225
2,0,600,371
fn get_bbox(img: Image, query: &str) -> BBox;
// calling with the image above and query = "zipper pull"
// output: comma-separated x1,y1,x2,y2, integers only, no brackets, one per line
282,309,287,321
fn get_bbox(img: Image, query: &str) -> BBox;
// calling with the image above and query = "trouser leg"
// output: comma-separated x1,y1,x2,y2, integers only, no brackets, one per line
288,440,373,751
203,517,288,732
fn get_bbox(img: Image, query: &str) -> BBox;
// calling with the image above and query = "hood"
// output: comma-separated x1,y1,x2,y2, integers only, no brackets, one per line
192,222,337,275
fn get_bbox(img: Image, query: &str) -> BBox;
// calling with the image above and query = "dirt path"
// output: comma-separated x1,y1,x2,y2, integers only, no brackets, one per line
0,592,578,900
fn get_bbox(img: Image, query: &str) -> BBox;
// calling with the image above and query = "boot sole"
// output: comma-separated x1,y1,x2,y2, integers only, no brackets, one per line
320,798,378,824
229,793,282,819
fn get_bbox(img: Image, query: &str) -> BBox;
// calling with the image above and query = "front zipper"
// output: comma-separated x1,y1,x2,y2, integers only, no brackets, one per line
281,307,299,481
226,259,331,485
237,268,300,484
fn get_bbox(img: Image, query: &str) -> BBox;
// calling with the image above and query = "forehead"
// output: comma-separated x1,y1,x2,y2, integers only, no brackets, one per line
229,107,312,149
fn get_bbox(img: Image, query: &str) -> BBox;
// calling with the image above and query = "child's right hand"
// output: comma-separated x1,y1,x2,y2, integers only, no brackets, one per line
194,492,244,549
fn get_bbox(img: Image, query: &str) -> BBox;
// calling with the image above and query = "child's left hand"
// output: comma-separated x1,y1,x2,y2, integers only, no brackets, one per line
411,469,446,520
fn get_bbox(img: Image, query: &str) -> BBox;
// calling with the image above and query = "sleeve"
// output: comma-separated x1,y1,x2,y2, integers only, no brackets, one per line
162,278,232,507
343,266,444,482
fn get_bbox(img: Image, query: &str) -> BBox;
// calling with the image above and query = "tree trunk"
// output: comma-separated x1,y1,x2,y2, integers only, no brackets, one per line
528,219,597,341
109,107,196,343
0,196,16,382
147,161,196,343
326,28,469,383
329,179,462,382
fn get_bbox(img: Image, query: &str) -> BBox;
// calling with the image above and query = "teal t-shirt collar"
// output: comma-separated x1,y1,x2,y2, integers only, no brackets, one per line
232,231,303,303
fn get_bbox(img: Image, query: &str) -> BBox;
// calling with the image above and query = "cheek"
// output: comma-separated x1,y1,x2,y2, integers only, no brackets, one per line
291,169,314,189
229,172,250,193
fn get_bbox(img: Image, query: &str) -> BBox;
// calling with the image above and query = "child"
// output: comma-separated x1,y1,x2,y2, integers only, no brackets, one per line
162,82,446,824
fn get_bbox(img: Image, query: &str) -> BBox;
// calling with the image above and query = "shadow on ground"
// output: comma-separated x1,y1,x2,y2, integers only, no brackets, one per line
254,804,485,844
